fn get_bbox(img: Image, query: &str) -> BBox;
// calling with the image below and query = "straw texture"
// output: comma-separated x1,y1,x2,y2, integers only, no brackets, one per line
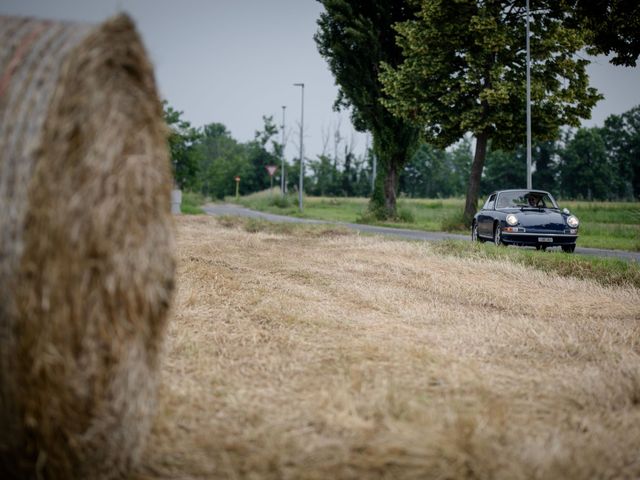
136,216,640,479
0,14,175,479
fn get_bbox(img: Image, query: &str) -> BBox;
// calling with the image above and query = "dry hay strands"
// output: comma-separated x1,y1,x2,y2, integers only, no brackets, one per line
0,14,175,480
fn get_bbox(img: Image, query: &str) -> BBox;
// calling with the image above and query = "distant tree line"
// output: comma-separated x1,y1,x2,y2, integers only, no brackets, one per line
165,102,374,198
166,101,639,202
404,104,640,201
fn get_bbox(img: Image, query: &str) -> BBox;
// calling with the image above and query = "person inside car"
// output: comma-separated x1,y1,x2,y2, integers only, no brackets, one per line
527,195,540,207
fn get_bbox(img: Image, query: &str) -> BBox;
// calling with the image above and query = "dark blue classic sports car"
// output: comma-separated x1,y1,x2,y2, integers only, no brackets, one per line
472,189,579,252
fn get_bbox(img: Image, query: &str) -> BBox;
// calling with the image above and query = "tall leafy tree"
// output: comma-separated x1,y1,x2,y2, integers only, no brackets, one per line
315,0,420,218
481,146,526,194
558,127,615,200
553,0,640,67
532,140,558,193
244,116,281,193
481,140,558,195
601,106,640,198
380,0,602,223
308,154,337,196
163,101,201,190
195,123,250,199
401,143,459,198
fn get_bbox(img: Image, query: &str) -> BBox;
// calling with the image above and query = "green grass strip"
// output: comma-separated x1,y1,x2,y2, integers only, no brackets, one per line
432,240,640,289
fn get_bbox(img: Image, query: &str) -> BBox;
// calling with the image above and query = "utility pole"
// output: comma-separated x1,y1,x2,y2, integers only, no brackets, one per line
281,105,286,196
526,0,532,189
293,83,304,212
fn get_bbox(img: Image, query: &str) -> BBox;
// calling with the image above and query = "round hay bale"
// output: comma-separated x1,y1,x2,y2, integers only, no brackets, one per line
0,14,175,479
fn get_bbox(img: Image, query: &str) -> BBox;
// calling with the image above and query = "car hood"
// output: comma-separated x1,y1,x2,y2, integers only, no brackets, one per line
501,209,568,230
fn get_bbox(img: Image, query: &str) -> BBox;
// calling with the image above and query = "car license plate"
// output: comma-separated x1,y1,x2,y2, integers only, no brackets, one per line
538,237,553,243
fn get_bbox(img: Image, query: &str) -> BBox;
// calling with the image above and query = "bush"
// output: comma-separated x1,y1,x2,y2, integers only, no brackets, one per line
270,194,292,209
181,191,206,215
440,211,468,232
355,208,378,224
396,204,416,223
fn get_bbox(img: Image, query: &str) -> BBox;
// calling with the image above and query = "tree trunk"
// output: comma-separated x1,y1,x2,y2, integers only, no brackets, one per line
369,125,418,220
463,132,489,225
383,163,398,216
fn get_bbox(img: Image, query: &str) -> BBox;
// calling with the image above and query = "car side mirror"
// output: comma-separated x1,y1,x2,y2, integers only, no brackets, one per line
562,208,570,215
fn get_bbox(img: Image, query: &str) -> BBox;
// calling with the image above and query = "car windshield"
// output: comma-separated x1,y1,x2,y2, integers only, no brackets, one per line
495,190,558,209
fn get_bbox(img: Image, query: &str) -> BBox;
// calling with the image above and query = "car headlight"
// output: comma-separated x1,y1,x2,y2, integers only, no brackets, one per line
506,214,518,226
567,215,579,228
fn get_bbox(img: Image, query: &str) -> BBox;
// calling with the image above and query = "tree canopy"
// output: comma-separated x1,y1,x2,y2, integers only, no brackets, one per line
554,0,640,67
163,101,200,189
380,0,602,223
315,0,420,218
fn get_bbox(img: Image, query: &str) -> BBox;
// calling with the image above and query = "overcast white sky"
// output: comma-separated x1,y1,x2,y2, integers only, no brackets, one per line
2,0,639,161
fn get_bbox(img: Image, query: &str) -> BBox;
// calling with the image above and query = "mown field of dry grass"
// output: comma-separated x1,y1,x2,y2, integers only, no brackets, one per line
136,215,640,480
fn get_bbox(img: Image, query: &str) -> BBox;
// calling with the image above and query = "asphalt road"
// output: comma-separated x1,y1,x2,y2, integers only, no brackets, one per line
203,203,640,263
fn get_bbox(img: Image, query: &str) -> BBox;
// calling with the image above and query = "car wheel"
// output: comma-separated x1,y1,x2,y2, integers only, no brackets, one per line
562,244,576,253
493,224,504,246
471,222,482,243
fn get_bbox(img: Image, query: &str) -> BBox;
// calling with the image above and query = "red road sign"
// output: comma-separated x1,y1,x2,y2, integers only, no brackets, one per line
234,176,240,182
265,165,277,176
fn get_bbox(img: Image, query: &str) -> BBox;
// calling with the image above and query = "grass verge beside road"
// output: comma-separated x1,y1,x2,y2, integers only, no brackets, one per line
228,190,640,251
218,216,640,289
433,240,640,289
180,191,206,214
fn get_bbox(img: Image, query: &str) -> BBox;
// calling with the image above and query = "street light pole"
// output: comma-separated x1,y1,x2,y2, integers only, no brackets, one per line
293,83,304,212
281,105,286,197
526,0,532,189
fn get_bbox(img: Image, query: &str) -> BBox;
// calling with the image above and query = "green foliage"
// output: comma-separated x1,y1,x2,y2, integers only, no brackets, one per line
558,127,615,200
400,139,474,198
231,189,300,217
532,140,558,193
553,0,640,67
247,116,282,193
440,211,468,232
396,203,416,223
601,106,640,199
269,193,292,209
195,123,251,199
368,169,389,219
380,0,602,221
480,140,558,195
306,148,374,198
163,101,202,190
481,146,526,194
307,154,335,197
315,0,420,217
180,191,206,215
561,200,640,251
190,117,281,199
164,93,638,208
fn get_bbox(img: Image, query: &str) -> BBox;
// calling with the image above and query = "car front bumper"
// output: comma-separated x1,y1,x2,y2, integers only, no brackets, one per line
501,231,578,247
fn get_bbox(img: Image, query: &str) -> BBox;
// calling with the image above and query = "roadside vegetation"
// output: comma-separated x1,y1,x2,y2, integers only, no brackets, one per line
166,100,640,228
180,190,207,215
207,215,640,289
433,240,640,289
227,190,640,252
